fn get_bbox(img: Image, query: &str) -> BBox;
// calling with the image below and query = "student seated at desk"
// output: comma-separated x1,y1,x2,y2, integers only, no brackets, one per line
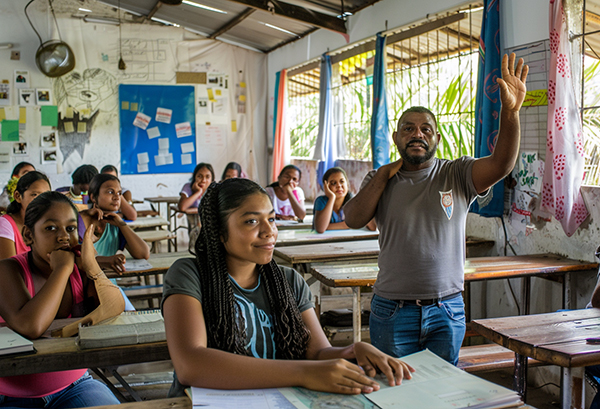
178,163,214,213
56,164,98,211
220,161,245,181
0,162,35,213
161,179,414,397
0,172,51,260
79,174,150,275
265,164,306,221
101,164,137,221
313,167,376,233
0,191,120,408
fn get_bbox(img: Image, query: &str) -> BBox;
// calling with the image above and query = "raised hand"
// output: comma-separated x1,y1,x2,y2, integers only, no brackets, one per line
324,180,335,200
498,53,529,112
103,212,126,227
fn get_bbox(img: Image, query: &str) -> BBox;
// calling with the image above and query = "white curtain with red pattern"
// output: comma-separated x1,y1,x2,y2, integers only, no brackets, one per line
540,0,589,236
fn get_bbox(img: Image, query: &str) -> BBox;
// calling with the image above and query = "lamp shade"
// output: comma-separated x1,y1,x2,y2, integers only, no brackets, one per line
35,40,76,78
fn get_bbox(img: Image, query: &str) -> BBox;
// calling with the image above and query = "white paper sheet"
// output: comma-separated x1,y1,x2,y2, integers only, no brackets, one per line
180,142,194,153
175,121,192,138
155,107,172,124
137,163,149,173
133,112,151,130
158,138,169,150
181,153,192,165
147,126,161,139
137,152,149,164
154,155,166,166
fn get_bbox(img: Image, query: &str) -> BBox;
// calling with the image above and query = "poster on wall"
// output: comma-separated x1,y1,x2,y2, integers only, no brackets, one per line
119,84,196,175
0,80,10,106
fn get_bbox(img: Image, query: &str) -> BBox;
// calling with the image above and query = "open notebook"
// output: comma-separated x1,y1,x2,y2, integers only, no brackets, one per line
0,327,35,356
78,310,165,349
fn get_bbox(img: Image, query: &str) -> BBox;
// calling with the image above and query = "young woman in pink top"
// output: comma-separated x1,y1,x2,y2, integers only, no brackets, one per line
0,171,50,260
0,191,119,408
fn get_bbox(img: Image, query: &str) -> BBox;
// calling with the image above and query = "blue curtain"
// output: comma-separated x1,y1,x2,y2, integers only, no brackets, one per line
370,32,390,169
314,54,335,187
471,0,503,217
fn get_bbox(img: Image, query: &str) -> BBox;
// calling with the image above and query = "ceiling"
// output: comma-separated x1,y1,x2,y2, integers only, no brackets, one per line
48,0,381,53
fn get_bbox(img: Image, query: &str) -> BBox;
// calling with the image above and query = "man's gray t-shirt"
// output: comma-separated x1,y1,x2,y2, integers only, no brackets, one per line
361,157,479,300
161,258,314,396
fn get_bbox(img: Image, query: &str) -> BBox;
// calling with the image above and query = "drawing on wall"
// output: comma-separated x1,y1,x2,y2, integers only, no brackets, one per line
116,38,175,82
52,68,117,165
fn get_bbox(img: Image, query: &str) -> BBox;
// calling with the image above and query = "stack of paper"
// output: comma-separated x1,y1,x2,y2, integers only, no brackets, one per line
78,310,165,349
190,349,522,409
0,327,34,356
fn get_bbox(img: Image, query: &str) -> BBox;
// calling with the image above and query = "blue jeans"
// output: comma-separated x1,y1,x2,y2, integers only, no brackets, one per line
369,293,466,365
587,365,600,409
0,372,120,408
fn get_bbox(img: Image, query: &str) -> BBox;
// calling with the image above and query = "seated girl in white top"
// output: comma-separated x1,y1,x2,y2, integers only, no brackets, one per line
265,165,306,221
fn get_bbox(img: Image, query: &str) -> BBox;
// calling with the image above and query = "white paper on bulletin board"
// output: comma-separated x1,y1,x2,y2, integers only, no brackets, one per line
198,125,227,147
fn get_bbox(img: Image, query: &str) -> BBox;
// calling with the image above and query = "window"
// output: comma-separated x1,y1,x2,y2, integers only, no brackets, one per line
286,4,483,162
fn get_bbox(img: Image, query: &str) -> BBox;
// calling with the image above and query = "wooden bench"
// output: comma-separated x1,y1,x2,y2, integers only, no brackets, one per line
457,343,546,373
136,230,177,253
123,285,164,309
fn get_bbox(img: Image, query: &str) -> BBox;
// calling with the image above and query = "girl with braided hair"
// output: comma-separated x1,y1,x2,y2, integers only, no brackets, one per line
161,178,414,397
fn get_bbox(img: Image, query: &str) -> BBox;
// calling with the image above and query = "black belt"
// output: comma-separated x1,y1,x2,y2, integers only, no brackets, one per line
398,292,462,306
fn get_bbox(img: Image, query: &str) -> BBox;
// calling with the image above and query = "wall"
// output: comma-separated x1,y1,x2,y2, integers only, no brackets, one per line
0,1,268,208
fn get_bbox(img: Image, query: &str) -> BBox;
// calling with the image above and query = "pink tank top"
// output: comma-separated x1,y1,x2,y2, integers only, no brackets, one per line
1,214,29,255
0,252,87,398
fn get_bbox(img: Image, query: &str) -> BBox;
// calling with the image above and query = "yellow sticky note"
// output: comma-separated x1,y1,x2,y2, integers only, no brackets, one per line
240,82,246,88
121,101,129,110
207,88,216,102
66,107,74,119
64,122,74,133
0,108,5,121
239,95,246,102
80,108,91,117
205,122,211,125
215,89,222,96
19,107,26,124
231,120,237,132
77,122,87,133
130,102,138,111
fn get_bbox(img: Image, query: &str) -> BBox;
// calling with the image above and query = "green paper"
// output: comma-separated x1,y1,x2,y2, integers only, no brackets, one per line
41,105,58,127
1,120,19,141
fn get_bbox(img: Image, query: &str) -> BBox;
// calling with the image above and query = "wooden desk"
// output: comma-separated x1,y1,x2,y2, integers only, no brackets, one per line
472,309,600,409
309,254,597,343
276,228,378,247
106,251,191,279
274,237,495,272
275,218,313,230
0,336,170,378
144,196,180,219
125,216,169,230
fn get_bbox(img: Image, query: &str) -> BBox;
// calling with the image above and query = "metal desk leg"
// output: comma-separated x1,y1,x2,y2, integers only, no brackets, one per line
564,272,574,310
514,353,528,402
521,277,531,315
353,287,361,343
562,367,584,409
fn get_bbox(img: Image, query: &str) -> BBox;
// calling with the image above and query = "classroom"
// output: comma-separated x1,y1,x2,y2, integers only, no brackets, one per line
1,0,600,408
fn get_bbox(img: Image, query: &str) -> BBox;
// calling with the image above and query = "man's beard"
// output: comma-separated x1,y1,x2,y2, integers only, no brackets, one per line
399,139,437,166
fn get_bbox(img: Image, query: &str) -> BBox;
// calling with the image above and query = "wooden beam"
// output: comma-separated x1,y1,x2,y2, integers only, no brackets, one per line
439,26,478,47
289,78,318,91
147,1,162,20
209,8,255,39
225,0,346,34
287,59,320,78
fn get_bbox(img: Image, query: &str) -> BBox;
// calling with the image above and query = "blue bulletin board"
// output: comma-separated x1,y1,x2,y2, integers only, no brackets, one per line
119,84,196,174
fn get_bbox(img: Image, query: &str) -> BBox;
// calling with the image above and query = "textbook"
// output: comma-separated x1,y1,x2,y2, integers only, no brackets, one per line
0,327,35,356
78,310,165,350
190,350,523,409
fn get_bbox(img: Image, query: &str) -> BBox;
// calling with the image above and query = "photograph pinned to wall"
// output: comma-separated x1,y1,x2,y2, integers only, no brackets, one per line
36,88,52,105
41,130,57,147
14,70,29,89
0,80,10,106
41,149,57,164
18,89,35,106
207,73,228,89
13,142,27,155
197,98,209,115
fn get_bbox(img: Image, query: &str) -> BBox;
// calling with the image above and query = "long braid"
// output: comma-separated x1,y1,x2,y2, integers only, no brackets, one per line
195,182,247,355
259,261,311,359
195,179,310,359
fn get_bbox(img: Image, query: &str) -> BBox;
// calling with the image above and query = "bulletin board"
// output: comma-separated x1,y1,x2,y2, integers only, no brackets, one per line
119,84,196,174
